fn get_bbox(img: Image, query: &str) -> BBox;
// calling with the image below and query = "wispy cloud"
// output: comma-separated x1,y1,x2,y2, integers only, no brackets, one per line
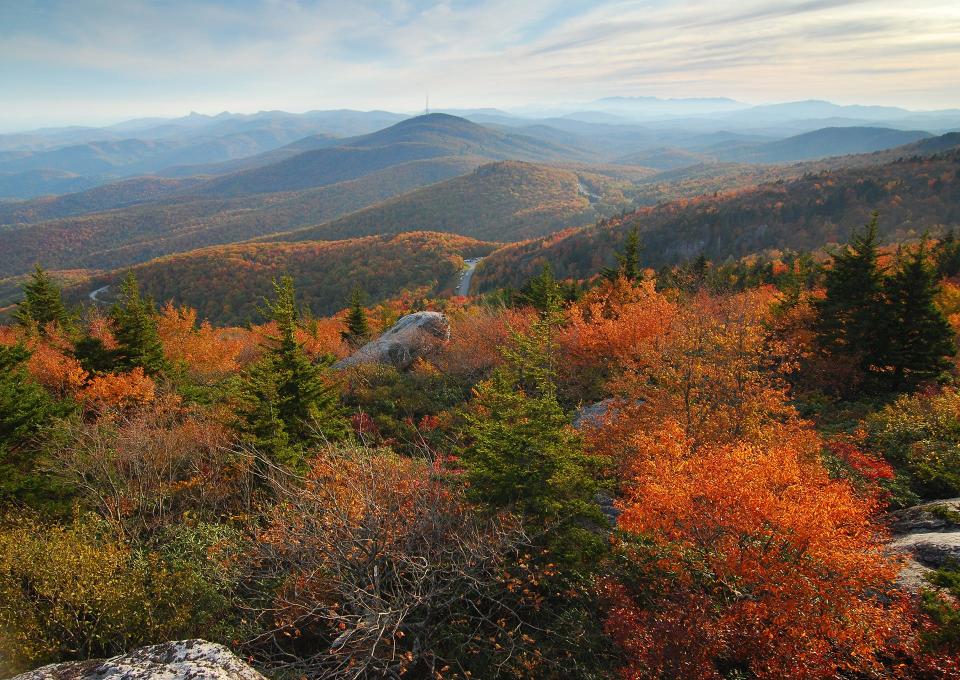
1,0,958,129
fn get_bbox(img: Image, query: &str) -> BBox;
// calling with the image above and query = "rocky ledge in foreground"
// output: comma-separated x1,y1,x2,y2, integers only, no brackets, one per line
10,640,264,680
889,497,960,590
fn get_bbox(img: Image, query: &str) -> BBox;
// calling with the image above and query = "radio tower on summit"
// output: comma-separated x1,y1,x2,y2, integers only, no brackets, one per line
425,92,430,115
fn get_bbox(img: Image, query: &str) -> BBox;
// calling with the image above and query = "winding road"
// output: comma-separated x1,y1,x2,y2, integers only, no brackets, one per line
89,285,110,303
457,258,483,296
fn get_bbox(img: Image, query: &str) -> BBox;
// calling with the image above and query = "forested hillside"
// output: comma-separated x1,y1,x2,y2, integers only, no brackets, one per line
0,176,202,225
272,160,629,243
0,156,485,277
477,149,960,290
70,231,494,324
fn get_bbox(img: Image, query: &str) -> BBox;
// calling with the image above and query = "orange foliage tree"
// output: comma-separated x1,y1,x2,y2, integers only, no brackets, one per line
80,367,156,413
560,277,676,400
601,420,906,679
0,325,87,398
157,303,244,383
603,288,793,452
578,286,911,677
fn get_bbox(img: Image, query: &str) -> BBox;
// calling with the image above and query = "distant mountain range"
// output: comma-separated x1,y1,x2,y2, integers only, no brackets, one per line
190,114,595,198
2,110,960,326
613,127,934,167
3,98,960,200
0,115,627,277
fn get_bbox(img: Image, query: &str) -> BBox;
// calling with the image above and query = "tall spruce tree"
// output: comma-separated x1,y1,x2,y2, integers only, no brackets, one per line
110,272,168,376
236,276,348,468
603,225,643,282
815,215,887,375
13,265,70,334
521,263,564,313
934,229,960,278
0,343,72,507
341,288,371,348
459,291,605,563
882,240,956,389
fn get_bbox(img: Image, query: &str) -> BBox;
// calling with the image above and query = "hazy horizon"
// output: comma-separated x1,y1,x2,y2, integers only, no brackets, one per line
3,0,959,132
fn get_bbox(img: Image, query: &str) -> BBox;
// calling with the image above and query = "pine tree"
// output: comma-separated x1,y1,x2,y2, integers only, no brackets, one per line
110,272,168,376
934,229,960,278
236,276,349,468
815,215,887,375
881,240,956,389
0,343,72,507
689,253,709,290
521,263,564,313
13,265,70,334
341,288,371,348
603,225,643,281
460,293,605,563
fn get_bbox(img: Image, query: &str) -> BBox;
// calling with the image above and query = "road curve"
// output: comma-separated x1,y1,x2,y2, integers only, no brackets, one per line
89,285,110,302
457,258,483,296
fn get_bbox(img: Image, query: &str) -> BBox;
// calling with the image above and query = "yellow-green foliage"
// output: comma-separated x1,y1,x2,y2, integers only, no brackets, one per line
866,387,960,501
0,512,229,675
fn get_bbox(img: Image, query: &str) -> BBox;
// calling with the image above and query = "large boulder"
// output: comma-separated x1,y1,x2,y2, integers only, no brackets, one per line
333,311,450,370
10,640,265,680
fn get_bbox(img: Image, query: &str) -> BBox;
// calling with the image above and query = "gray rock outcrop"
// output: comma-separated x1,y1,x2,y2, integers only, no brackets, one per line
10,640,265,680
333,311,450,370
889,498,960,590
572,398,617,430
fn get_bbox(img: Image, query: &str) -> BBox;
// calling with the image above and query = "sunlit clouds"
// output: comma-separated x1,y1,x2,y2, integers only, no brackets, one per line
2,0,958,130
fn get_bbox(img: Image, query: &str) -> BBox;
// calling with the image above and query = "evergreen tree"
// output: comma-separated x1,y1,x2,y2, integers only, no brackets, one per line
689,253,709,289
341,288,371,348
236,276,349,468
774,251,818,311
110,272,168,376
814,215,887,375
934,229,960,278
882,240,956,389
603,225,643,282
73,335,119,375
459,292,605,563
13,265,70,334
520,262,580,312
0,343,72,507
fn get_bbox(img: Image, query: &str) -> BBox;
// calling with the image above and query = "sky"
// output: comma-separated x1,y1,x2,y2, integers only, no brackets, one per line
2,0,959,131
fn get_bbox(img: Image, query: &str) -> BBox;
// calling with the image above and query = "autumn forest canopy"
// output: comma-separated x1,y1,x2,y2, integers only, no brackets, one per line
3,96,960,680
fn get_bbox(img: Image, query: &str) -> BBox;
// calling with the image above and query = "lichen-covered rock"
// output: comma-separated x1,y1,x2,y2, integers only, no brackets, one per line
10,640,265,680
889,498,960,590
333,311,450,370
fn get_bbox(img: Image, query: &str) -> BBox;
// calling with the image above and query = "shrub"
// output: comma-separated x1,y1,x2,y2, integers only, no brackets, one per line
0,512,241,675
865,388,960,501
